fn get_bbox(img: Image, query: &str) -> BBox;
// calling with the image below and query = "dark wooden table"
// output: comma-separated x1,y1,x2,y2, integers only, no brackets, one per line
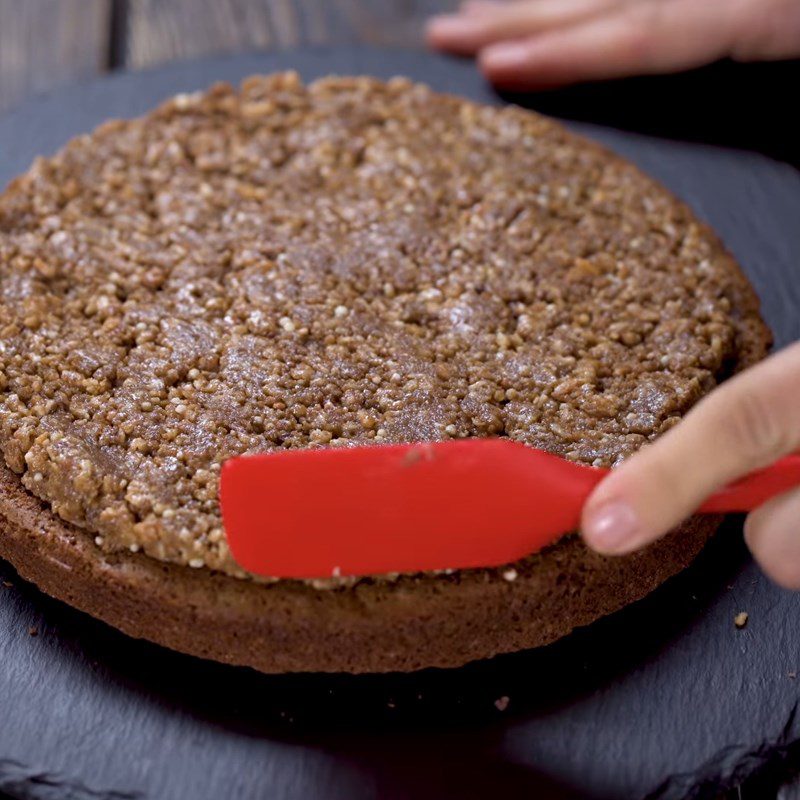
0,0,458,114
1,2,799,799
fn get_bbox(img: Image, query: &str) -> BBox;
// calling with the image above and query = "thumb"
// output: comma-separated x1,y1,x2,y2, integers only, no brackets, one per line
581,341,800,554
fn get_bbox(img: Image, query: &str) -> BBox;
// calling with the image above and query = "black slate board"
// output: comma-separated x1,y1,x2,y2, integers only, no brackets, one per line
1,47,800,800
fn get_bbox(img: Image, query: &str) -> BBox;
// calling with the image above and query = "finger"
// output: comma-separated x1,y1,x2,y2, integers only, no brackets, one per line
730,0,800,61
480,0,741,90
581,340,800,555
744,488,800,590
426,0,622,57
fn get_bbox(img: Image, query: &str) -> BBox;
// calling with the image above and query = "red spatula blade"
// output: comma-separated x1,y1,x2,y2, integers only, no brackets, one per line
221,440,606,579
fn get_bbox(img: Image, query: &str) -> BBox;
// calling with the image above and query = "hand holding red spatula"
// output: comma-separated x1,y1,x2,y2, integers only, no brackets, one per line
221,439,800,579
222,342,800,582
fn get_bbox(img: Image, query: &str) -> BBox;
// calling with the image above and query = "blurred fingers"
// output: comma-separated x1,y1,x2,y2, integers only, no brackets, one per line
426,0,622,57
480,0,741,90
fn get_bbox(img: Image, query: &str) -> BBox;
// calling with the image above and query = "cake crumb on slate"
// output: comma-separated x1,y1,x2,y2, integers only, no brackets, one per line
494,696,510,712
734,611,749,628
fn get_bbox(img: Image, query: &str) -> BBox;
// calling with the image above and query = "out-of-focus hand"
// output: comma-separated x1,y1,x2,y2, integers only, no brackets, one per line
579,342,800,589
427,0,800,90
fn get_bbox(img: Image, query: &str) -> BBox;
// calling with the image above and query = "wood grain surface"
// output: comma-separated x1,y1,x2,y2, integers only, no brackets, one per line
0,0,459,112
0,0,110,112
125,0,458,67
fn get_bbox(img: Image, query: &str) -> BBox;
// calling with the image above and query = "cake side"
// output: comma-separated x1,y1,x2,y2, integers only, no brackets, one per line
0,461,721,673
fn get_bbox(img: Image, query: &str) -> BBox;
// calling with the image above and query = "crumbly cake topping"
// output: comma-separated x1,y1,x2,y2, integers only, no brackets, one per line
0,73,745,576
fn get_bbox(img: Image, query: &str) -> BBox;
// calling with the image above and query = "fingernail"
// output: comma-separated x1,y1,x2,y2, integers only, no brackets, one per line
583,502,640,553
481,42,531,70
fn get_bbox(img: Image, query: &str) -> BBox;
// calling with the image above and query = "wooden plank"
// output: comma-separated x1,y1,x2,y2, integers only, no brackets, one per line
330,0,461,46
126,0,276,67
0,0,111,113
125,0,460,69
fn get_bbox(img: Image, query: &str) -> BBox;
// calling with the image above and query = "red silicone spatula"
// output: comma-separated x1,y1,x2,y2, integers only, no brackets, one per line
220,440,800,579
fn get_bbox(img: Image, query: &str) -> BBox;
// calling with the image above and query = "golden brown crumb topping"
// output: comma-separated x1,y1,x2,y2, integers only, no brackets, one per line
0,73,746,575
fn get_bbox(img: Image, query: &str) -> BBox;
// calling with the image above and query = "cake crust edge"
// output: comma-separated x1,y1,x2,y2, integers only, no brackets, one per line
0,464,722,673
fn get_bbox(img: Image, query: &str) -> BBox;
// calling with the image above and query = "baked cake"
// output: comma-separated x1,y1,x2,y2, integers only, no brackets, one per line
0,73,770,672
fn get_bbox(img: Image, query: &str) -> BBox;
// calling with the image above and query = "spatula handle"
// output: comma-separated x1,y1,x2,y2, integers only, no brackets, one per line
699,454,800,513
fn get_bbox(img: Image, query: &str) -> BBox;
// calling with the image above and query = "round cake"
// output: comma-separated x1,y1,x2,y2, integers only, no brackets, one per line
0,73,770,672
